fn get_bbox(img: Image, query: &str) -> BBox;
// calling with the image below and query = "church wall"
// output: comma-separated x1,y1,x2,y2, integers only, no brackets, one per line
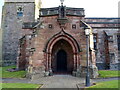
95,29,119,70
2,2,35,62
93,29,119,70
85,18,120,70
28,16,88,72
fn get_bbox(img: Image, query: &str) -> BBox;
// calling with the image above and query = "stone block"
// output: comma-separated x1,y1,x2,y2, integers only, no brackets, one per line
44,71,49,77
76,65,98,78
31,72,45,80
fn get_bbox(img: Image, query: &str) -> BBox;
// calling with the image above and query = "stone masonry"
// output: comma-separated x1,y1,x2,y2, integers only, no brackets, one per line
1,0,41,62
17,6,98,79
85,18,120,70
1,1,120,80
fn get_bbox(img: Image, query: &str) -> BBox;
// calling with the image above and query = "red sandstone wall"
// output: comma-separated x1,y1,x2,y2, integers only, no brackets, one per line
29,16,87,69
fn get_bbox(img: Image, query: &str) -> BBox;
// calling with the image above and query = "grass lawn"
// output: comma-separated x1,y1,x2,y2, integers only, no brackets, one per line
98,70,120,78
1,66,120,78
0,66,26,78
89,80,119,88
1,83,41,89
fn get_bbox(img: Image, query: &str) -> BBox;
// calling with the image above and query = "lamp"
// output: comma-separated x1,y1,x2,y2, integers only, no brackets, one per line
85,29,90,35
60,0,64,5
85,28,90,87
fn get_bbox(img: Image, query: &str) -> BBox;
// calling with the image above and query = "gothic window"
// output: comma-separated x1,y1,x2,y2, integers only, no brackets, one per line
93,34,97,50
117,35,120,51
72,24,76,29
17,6,23,17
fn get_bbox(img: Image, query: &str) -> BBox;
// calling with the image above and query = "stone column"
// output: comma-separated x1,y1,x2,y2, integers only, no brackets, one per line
44,53,48,71
49,53,53,75
77,54,79,69
47,53,49,71
49,53,52,70
73,54,76,71
75,54,78,70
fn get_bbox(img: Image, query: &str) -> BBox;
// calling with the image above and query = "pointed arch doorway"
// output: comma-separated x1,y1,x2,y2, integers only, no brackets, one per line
44,31,81,75
51,39,74,74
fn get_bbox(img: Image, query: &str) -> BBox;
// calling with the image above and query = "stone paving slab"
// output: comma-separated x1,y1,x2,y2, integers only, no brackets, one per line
31,75,93,88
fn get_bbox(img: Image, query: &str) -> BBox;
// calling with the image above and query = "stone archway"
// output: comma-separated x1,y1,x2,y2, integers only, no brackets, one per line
44,30,81,74
51,39,74,73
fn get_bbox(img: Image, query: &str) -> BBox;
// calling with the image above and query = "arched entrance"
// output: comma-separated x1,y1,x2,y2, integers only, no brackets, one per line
44,30,81,74
57,49,67,72
51,39,74,73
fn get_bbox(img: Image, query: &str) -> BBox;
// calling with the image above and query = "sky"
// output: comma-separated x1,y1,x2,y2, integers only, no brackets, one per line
0,0,120,26
41,0,119,17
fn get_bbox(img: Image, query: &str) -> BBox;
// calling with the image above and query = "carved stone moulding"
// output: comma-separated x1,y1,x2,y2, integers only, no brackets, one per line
57,18,68,28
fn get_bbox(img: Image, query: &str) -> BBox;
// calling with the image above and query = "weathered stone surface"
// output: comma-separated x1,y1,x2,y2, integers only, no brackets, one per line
85,18,120,70
1,1,120,80
16,6,98,79
110,63,120,70
76,65,98,78
2,1,35,61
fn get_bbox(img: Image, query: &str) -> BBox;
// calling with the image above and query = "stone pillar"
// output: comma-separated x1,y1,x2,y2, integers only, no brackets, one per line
44,53,48,71
77,54,80,69
49,53,53,75
26,56,33,79
44,53,52,76
49,53,52,70
46,53,48,71
89,65,99,78
73,54,76,71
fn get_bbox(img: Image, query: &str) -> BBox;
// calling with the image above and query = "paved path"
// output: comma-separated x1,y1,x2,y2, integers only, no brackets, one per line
2,78,31,84
31,75,89,88
31,75,119,88
1,75,119,88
